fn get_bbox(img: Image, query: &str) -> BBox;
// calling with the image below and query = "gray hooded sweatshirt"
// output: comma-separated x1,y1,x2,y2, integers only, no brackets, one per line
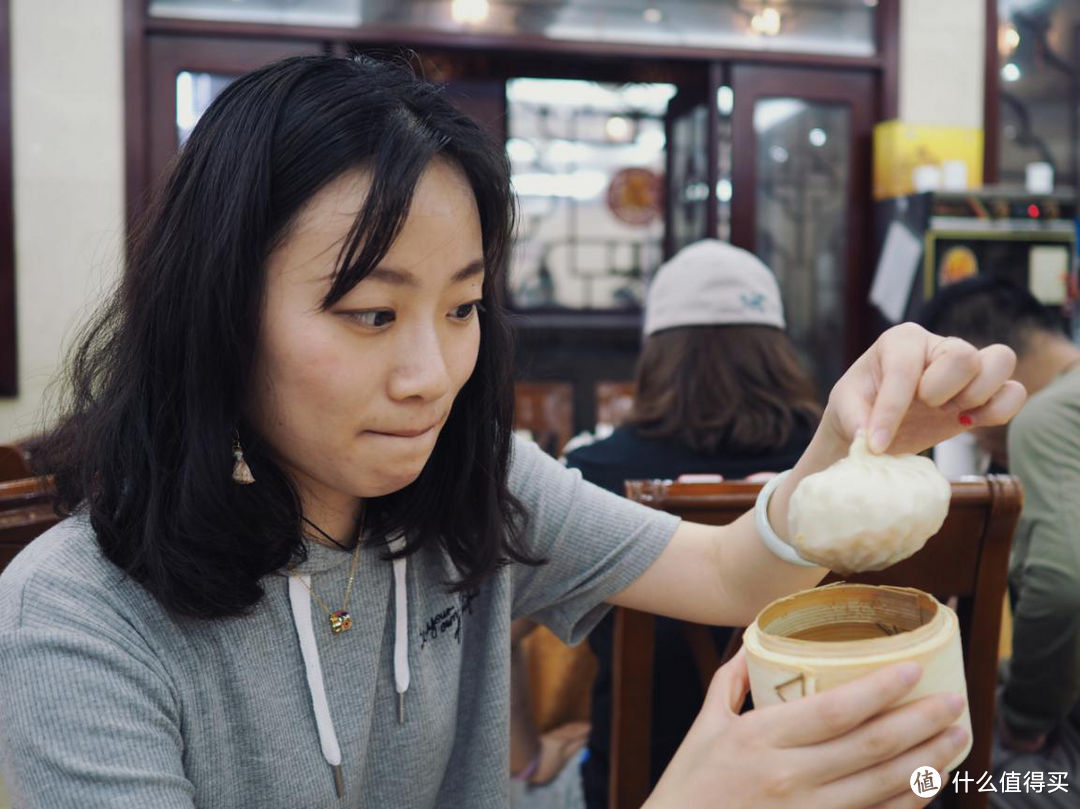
0,437,679,808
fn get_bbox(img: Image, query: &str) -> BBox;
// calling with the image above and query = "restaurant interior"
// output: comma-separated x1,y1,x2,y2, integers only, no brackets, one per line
1,1,1079,807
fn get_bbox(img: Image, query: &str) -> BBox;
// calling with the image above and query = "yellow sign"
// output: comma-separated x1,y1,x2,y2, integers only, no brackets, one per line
873,121,983,200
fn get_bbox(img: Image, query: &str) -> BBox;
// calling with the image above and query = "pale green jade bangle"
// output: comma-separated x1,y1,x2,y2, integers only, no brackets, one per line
754,470,819,567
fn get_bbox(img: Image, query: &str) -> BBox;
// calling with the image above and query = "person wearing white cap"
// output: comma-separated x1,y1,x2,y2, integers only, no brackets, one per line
564,240,821,806
642,238,787,335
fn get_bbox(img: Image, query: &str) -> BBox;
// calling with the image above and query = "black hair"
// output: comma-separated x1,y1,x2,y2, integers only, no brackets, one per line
918,275,1066,355
35,55,536,619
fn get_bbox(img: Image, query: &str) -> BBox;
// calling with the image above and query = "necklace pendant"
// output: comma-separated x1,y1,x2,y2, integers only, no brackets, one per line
329,610,353,634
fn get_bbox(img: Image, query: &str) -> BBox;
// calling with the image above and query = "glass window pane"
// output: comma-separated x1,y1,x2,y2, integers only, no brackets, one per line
754,98,850,392
176,72,236,146
668,103,710,254
150,0,875,56
997,0,1079,188
507,79,673,311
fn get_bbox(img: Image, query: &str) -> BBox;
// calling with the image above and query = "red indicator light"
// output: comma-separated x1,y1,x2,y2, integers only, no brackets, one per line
1028,204,1040,217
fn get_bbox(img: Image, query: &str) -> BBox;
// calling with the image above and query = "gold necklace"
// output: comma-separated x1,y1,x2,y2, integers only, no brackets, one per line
292,528,363,635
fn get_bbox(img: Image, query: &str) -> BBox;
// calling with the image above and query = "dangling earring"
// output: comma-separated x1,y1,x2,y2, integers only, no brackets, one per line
232,434,255,485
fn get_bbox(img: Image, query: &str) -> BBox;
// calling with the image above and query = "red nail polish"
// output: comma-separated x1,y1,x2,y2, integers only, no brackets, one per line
959,414,973,426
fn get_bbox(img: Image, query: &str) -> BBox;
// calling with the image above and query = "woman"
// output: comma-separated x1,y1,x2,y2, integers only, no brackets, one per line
562,239,821,806
0,55,1023,808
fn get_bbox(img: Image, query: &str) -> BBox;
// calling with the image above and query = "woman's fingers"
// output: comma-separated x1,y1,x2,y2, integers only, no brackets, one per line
867,326,926,452
959,379,1027,427
792,693,965,786
702,648,751,717
759,662,923,748
939,344,1017,411
853,326,1022,454
915,337,981,408
866,786,941,809
816,723,968,809
533,729,589,785
546,721,591,743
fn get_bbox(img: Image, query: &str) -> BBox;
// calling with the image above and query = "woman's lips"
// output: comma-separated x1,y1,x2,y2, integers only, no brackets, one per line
366,424,438,438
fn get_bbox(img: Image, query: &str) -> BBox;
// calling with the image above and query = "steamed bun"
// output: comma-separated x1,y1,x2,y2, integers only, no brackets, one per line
788,430,951,574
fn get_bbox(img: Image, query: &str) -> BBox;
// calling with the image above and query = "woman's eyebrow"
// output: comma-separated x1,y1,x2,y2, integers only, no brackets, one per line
364,260,485,287
450,260,486,284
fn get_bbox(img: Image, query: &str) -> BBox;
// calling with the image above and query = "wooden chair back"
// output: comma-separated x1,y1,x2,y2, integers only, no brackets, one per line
513,381,574,457
0,476,60,571
610,476,1022,809
0,443,34,482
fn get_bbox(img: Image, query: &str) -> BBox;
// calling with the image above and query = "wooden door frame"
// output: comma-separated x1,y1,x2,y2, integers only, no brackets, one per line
983,0,999,185
663,73,713,260
729,65,876,366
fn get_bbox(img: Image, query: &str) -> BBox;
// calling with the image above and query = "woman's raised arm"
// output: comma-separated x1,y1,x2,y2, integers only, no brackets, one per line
610,322,1025,627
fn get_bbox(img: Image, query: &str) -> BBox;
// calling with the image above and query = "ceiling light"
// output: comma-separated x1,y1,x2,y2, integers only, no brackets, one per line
750,7,782,36
605,115,632,142
1003,24,1020,53
717,85,734,115
451,0,490,25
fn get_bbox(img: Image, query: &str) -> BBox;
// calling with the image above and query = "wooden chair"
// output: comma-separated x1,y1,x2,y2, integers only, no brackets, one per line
513,381,574,457
0,476,60,571
0,442,34,482
610,476,1023,809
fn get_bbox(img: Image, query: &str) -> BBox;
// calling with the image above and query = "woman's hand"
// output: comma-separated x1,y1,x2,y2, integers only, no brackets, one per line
647,650,968,809
996,712,1048,755
529,721,591,785
823,323,1026,457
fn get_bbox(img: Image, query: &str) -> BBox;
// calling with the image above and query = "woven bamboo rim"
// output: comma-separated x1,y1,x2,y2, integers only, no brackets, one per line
743,583,972,769
754,583,943,659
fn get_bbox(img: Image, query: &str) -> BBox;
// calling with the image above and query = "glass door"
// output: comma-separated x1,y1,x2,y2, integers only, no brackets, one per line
662,64,724,260
664,90,711,258
730,65,874,392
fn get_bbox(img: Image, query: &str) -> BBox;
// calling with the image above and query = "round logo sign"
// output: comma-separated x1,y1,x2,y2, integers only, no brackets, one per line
607,167,662,226
911,766,942,798
938,245,978,287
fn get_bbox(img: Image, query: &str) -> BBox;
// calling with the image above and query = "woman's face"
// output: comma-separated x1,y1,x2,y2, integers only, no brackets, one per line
249,159,485,516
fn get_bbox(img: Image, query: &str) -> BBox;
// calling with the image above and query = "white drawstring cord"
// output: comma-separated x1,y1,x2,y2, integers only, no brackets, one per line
288,535,411,798
389,535,410,723
288,575,346,798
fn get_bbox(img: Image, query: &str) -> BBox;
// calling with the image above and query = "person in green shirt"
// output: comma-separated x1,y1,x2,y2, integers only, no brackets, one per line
922,276,1080,779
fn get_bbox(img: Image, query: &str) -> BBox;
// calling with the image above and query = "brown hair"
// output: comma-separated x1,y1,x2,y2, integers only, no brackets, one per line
627,325,822,454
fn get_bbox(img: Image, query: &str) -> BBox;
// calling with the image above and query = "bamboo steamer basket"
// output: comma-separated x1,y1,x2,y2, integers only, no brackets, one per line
743,583,972,770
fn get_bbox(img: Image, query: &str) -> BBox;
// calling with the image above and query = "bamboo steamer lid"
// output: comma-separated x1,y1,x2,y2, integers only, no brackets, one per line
743,583,972,771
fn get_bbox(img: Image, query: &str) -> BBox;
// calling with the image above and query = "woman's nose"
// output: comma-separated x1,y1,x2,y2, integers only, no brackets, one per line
386,326,454,403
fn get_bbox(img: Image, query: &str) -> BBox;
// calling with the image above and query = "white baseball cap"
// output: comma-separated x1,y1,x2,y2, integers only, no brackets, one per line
643,239,786,336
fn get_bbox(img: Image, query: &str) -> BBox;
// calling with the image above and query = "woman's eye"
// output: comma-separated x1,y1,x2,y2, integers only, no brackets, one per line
449,301,484,322
348,310,396,328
